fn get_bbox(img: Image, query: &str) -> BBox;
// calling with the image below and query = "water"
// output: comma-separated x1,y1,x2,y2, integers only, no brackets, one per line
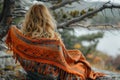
74,28,120,57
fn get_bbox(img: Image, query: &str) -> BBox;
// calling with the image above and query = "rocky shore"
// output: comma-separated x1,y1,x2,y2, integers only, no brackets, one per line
0,50,120,80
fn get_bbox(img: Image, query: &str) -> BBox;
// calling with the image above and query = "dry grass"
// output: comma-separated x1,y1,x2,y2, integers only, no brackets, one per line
87,50,120,73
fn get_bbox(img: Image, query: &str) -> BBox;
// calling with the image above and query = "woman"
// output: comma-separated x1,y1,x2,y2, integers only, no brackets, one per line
6,2,105,80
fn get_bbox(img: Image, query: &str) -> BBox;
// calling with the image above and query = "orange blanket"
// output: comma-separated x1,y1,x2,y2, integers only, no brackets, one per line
6,26,105,80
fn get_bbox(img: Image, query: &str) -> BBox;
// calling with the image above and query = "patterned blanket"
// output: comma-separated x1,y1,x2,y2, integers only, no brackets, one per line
5,26,105,80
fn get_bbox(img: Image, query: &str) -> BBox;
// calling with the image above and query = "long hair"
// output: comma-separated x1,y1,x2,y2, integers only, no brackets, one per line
21,2,57,38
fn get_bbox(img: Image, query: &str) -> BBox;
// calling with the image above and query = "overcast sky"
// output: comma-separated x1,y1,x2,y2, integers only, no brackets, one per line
97,31,120,57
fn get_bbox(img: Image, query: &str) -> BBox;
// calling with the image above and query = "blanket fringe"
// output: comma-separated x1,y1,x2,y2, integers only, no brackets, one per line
15,54,81,80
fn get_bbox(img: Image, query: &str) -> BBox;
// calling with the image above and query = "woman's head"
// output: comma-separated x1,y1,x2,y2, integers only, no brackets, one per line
21,2,56,38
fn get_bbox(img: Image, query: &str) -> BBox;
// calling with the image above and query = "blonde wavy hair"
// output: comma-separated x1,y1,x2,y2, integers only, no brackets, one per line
21,2,58,38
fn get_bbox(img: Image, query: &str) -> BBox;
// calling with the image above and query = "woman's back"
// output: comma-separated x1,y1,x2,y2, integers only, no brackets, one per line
6,26,82,80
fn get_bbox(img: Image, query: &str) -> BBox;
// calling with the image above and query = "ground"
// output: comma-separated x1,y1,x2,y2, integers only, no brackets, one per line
0,50,120,80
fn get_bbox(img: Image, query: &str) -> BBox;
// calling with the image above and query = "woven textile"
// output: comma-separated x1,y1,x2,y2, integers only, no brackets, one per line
5,26,105,80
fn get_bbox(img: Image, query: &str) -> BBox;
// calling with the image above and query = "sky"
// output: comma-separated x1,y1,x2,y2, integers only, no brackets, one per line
97,31,120,57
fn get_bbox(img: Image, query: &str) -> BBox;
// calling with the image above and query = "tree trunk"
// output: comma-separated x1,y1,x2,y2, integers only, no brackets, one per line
0,0,15,40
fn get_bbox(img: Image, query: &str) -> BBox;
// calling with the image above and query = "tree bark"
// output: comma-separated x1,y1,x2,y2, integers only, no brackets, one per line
0,0,15,40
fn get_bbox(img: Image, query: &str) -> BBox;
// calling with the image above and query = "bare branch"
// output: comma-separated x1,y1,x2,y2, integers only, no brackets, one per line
12,8,27,18
70,23,120,30
50,0,79,10
58,3,120,28
0,55,12,58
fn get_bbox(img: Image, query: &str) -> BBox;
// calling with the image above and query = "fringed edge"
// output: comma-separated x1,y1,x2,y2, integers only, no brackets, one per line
13,54,82,80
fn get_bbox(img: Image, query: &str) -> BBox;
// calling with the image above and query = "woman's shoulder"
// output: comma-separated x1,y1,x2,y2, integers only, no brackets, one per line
9,25,20,30
54,32,61,39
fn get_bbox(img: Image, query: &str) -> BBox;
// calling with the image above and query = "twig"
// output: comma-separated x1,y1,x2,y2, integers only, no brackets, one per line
58,3,120,28
70,23,120,30
50,0,79,10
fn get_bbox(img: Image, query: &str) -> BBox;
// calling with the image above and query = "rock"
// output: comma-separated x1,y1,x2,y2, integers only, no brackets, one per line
93,68,120,80
0,51,14,69
0,78,5,80
0,50,120,80
0,42,7,51
0,69,26,80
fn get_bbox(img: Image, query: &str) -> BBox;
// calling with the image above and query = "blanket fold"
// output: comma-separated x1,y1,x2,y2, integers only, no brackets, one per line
6,26,105,80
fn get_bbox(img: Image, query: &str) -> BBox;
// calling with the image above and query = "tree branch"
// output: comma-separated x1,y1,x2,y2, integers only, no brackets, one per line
50,0,79,10
70,23,120,30
57,3,120,28
0,55,12,58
